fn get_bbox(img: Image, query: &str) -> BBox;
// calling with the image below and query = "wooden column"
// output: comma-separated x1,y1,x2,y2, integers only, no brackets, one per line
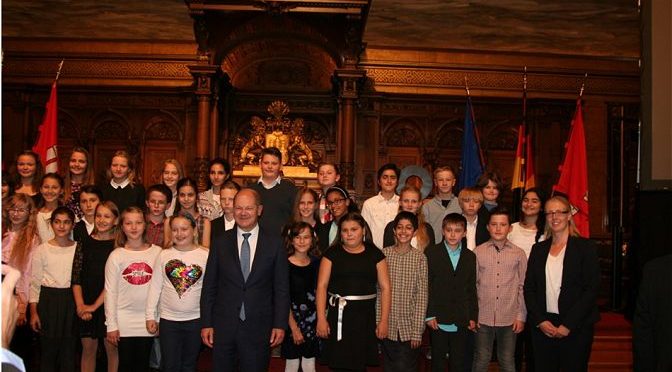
334,69,366,190
188,64,218,191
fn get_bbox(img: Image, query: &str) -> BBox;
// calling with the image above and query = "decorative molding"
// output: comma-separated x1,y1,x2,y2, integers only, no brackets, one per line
3,59,193,87
364,67,639,98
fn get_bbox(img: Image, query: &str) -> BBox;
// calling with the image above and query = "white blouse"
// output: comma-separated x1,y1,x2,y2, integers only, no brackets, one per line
29,242,77,303
545,246,566,314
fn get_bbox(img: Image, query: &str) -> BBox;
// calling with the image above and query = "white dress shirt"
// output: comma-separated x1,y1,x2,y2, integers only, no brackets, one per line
361,192,400,249
237,224,260,271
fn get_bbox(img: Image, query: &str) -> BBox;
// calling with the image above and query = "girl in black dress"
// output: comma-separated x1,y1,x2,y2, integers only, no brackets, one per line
316,212,391,371
282,222,321,372
72,201,120,372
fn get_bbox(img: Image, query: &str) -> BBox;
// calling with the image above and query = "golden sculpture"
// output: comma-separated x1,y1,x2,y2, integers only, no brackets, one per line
235,100,318,169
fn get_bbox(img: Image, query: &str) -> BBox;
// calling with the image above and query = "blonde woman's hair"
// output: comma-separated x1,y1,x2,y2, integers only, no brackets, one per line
399,186,431,250
107,150,138,187
114,206,147,247
544,195,581,239
2,194,38,270
63,147,95,202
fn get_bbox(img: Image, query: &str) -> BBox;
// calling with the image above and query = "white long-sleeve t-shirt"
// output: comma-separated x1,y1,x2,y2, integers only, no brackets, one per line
104,244,162,337
29,241,77,303
145,246,209,322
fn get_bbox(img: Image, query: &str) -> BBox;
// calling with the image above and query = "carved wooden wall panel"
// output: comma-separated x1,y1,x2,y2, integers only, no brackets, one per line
2,89,191,187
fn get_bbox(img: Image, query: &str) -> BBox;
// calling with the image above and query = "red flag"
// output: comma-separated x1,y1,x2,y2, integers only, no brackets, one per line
32,82,59,173
553,98,589,237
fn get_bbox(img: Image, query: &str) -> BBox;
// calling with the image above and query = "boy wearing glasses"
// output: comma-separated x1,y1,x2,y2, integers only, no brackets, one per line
145,184,172,247
361,163,401,249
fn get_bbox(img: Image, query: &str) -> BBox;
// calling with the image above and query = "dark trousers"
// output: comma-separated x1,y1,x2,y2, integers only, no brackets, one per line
212,319,271,372
118,336,153,372
381,338,419,372
530,315,594,372
159,318,202,372
515,325,534,372
430,328,468,372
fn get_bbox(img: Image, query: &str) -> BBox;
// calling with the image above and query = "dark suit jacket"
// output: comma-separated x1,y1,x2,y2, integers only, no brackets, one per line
425,239,478,327
209,216,233,247
524,236,600,331
633,254,672,372
200,225,290,336
475,206,490,247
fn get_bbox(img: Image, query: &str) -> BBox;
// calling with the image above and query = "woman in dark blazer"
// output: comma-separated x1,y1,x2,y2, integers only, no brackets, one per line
523,195,600,372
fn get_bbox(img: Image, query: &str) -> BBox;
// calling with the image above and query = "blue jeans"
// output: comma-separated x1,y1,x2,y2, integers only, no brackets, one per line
472,324,516,372
381,338,419,372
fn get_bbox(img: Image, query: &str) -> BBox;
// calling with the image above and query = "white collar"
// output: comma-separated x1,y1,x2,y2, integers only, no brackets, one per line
237,224,260,239
257,175,282,189
110,178,130,189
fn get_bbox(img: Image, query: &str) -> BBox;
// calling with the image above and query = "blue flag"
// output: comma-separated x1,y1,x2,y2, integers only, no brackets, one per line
457,97,483,191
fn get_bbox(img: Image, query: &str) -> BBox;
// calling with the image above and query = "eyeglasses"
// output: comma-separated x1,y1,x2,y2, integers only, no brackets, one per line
8,208,29,214
327,198,346,207
545,210,570,217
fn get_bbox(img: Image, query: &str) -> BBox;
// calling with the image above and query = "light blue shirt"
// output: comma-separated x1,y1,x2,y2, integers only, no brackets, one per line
426,242,463,332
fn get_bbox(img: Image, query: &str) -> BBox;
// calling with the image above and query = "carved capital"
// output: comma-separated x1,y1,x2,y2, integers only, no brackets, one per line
188,64,220,96
334,69,367,99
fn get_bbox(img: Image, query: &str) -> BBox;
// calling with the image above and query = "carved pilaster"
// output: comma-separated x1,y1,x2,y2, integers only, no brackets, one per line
334,69,366,190
188,64,219,191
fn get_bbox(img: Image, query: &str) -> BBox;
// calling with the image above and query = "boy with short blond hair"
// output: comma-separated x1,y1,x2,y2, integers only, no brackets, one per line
422,166,462,242
458,187,489,251
425,213,477,372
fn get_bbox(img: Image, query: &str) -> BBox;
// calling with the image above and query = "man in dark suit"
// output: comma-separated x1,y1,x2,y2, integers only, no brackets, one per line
200,188,290,371
633,254,672,372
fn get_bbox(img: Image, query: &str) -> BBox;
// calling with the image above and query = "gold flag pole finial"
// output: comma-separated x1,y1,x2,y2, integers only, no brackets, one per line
523,66,528,92
55,59,65,82
464,76,470,97
579,72,588,98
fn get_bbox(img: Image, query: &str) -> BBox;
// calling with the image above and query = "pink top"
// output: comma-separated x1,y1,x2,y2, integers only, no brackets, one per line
2,231,39,307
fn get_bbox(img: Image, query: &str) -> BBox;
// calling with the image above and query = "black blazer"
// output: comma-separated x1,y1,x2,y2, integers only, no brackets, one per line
200,226,290,333
425,239,478,327
475,206,490,247
633,254,672,372
523,236,600,330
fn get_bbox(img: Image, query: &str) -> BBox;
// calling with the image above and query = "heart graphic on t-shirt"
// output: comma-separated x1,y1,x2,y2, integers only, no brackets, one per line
165,259,203,298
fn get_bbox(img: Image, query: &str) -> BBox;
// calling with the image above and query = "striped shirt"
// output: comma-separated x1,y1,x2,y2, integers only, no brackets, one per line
474,239,527,326
378,245,428,342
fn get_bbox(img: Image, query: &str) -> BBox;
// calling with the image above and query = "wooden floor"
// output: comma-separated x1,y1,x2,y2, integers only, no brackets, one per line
17,312,632,371
198,312,633,372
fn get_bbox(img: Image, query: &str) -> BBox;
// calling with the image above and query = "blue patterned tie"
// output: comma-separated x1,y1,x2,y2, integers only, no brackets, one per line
240,232,251,320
